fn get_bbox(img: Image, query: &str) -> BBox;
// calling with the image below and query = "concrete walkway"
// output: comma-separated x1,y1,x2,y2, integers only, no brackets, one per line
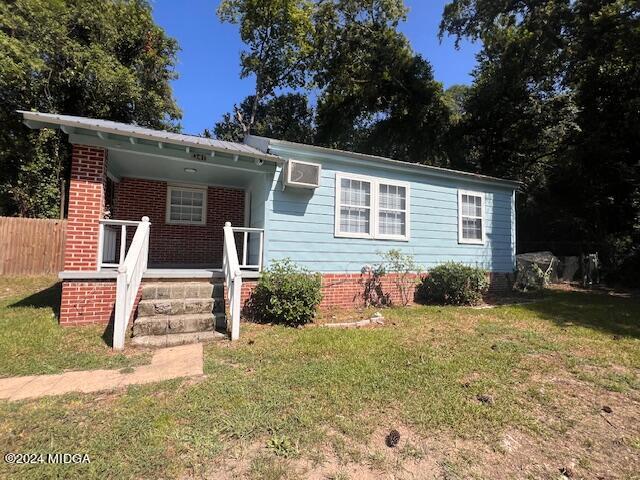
0,343,203,401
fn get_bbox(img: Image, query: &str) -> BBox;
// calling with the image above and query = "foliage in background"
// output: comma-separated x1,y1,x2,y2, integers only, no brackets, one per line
216,0,451,165
209,93,315,144
418,262,488,306
440,0,640,284
216,0,314,136
378,249,422,306
0,0,181,217
248,259,323,327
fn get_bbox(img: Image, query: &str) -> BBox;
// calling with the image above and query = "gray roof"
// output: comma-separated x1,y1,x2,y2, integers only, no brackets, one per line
19,111,279,161
246,135,522,189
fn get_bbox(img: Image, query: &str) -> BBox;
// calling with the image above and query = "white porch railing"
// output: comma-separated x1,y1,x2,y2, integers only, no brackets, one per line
113,217,150,350
232,226,264,272
223,222,243,341
98,219,145,270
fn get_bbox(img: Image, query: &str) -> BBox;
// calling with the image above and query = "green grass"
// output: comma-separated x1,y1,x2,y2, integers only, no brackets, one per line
0,282,638,479
0,276,149,377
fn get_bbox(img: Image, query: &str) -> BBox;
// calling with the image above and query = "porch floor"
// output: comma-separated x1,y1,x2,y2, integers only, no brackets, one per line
143,268,260,279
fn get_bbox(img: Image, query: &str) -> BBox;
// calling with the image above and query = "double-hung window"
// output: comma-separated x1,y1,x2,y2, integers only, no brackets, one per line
335,173,410,241
166,185,207,225
458,190,484,244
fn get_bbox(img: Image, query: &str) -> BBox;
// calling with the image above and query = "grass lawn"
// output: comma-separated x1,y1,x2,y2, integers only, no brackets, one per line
0,276,149,377
0,280,638,479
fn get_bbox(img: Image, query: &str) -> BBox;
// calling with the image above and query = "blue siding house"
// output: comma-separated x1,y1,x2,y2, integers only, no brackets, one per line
245,136,518,276
21,111,519,346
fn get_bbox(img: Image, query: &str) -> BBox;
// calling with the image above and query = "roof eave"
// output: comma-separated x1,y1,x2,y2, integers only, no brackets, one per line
19,110,281,163
248,135,522,190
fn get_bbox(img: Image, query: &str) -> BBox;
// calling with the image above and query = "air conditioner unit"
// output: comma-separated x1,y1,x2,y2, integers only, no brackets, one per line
283,159,321,189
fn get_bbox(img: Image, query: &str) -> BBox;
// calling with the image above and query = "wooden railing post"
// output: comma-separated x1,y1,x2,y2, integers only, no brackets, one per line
111,216,150,350
113,269,127,350
231,276,241,341
97,222,104,271
119,224,127,265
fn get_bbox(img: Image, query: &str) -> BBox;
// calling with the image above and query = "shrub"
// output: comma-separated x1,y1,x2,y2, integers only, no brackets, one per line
418,262,489,305
360,264,390,307
513,261,548,291
378,249,422,306
249,259,323,327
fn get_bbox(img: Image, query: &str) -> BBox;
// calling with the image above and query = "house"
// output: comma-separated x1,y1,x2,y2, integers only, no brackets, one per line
19,111,519,349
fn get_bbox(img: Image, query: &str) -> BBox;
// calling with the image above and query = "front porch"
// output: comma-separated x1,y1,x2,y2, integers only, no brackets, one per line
20,112,280,349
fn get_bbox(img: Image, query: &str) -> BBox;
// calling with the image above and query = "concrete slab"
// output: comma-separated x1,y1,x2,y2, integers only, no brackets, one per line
0,343,203,402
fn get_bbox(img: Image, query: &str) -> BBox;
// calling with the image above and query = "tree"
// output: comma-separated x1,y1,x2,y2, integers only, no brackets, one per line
0,0,181,217
217,0,314,136
311,0,450,164
212,93,314,143
443,84,470,125
441,0,640,277
218,0,450,165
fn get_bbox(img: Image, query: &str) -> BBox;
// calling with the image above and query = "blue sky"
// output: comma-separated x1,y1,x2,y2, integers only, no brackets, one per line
151,0,480,135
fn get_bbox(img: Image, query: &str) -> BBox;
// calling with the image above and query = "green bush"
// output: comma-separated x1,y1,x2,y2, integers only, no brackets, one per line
248,259,323,327
418,262,489,305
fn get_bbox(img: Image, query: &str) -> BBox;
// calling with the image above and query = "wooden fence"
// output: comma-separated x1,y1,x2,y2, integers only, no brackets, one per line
0,217,67,275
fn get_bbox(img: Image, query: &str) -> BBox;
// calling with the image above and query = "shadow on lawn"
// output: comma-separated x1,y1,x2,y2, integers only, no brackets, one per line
9,281,115,347
10,281,61,318
519,290,640,339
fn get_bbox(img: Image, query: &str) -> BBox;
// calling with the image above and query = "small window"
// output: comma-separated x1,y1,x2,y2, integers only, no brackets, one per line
166,185,207,225
458,190,484,244
335,173,410,241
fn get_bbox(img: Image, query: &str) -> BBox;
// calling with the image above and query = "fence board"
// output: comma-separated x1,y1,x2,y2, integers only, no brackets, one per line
0,217,67,275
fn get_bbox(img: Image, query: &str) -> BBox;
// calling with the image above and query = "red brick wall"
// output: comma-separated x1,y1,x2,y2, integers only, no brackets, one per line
60,280,143,326
64,145,107,271
113,178,245,266
320,273,421,309
60,280,116,325
237,273,421,319
235,271,516,320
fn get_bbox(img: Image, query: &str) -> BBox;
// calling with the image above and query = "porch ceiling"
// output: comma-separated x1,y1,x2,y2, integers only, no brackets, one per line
107,148,266,188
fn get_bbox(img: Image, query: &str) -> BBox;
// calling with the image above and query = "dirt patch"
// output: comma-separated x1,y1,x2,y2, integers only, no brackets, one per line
195,370,640,480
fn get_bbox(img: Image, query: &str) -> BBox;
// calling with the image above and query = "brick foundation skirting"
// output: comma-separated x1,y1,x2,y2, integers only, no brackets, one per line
59,272,514,326
238,272,515,316
60,280,141,326
60,280,117,325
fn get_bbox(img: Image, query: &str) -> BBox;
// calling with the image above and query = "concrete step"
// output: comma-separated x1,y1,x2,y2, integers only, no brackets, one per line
133,313,225,336
137,297,224,317
131,330,226,348
141,282,224,301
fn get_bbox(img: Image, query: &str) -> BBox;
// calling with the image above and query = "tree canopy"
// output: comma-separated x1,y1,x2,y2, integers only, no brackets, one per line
441,0,640,280
209,93,315,144
0,0,181,217
216,0,451,164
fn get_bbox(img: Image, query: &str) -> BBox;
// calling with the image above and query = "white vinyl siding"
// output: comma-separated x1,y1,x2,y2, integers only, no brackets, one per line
335,173,410,241
458,190,484,244
166,185,207,225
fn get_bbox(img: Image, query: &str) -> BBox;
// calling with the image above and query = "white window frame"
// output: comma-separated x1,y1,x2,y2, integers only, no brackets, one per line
335,172,410,241
458,189,485,245
166,184,207,226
